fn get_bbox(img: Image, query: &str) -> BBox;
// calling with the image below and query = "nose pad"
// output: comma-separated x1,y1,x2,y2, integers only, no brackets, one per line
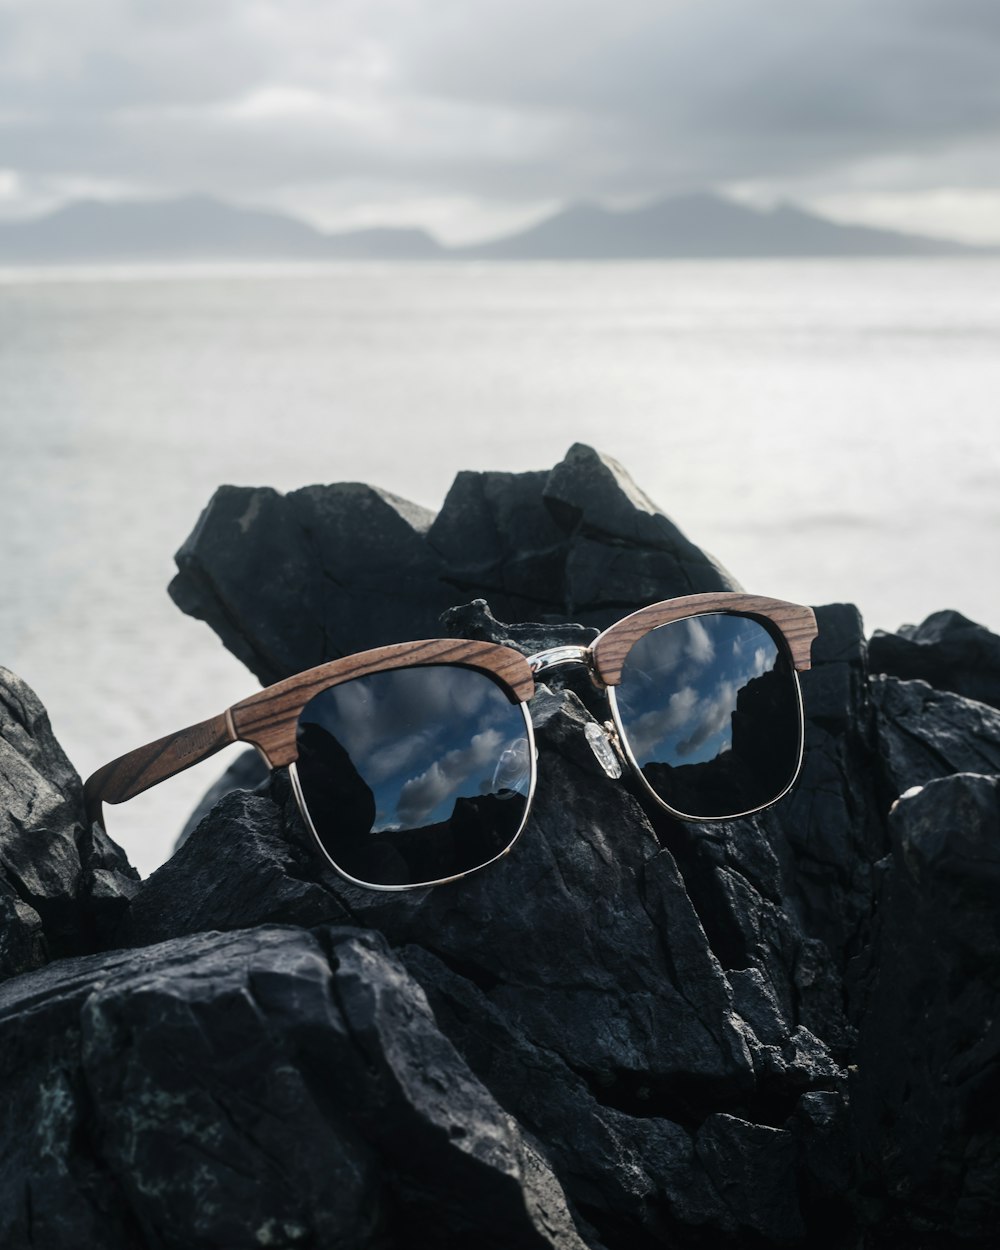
491,738,533,797
584,721,624,780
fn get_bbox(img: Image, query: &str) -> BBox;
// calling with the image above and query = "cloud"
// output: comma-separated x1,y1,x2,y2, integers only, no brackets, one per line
622,674,742,763
685,618,715,666
0,1,998,236
677,680,738,758
0,168,21,199
622,685,699,762
395,726,508,827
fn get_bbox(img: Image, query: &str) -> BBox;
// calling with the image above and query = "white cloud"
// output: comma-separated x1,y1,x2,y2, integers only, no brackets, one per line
677,680,737,758
803,187,1000,246
395,726,506,827
0,0,999,239
0,168,21,199
685,617,715,666
624,685,699,761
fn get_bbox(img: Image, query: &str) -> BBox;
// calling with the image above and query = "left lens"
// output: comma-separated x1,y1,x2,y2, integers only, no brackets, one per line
611,613,803,819
292,664,533,888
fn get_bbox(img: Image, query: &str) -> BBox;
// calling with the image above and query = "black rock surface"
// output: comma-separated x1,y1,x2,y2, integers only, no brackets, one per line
168,443,737,685
0,666,137,981
869,610,1000,711
2,445,998,1248
851,774,1000,1241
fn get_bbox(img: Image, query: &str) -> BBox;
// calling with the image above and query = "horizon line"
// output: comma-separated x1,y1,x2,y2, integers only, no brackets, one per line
0,188,987,253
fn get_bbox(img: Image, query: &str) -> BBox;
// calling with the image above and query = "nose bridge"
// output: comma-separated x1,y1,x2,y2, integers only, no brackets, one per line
527,644,592,677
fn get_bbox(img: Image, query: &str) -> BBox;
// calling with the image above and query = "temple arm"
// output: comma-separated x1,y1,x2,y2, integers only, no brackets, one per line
83,710,236,833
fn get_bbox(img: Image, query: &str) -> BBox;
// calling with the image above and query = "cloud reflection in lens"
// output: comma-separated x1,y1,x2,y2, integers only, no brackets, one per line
615,614,801,818
295,664,532,888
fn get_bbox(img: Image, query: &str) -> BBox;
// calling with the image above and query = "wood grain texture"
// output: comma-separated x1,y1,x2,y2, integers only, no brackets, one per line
84,600,813,835
231,638,535,767
84,710,234,828
590,593,818,687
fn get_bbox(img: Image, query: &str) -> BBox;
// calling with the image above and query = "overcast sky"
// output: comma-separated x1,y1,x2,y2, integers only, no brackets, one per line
1,0,999,242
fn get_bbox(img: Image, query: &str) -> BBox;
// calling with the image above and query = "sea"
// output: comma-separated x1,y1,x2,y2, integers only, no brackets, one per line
1,258,998,876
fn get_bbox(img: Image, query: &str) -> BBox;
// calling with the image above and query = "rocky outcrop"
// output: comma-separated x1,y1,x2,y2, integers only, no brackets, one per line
0,666,137,981
851,773,1000,1241
167,442,737,686
0,924,586,1250
1,445,997,1248
870,610,1000,711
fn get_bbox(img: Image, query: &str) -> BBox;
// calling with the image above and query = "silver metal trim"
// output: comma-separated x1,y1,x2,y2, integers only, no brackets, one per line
606,667,807,824
528,645,591,675
288,700,538,893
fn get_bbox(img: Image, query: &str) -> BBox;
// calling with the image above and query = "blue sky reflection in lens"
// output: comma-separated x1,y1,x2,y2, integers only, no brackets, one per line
614,614,801,819
295,664,532,887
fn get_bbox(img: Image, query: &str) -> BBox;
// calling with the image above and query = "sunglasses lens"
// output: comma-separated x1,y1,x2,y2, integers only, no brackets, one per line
294,664,533,888
614,613,802,818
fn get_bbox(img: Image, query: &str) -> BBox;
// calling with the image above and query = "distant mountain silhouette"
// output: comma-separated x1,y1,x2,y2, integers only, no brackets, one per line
0,190,980,263
0,194,443,263
459,192,974,258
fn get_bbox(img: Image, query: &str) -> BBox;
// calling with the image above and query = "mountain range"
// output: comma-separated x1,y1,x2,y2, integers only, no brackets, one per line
0,191,980,263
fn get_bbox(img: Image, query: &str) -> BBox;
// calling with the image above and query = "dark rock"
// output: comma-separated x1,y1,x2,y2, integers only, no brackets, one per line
543,443,737,600
869,609,1000,711
174,746,269,849
121,611,853,1247
695,1113,804,1242
0,877,44,985
168,444,736,685
169,482,453,686
427,467,569,614
130,686,762,1095
121,786,354,947
400,940,728,1243
764,605,887,985
851,774,1000,1241
789,1091,854,1222
562,535,711,619
0,923,587,1249
0,666,137,980
872,674,1000,798
7,446,1000,1247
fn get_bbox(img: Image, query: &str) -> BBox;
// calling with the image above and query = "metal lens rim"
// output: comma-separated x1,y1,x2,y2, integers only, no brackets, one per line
289,694,538,892
605,612,807,823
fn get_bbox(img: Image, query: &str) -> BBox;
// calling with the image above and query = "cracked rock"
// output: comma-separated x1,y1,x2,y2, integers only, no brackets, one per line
851,774,1000,1240
0,924,588,1250
4,446,999,1247
869,609,1000,711
168,443,737,686
117,615,851,1247
0,666,137,981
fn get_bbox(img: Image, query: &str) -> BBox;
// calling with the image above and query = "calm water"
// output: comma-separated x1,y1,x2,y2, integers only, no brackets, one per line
1,259,998,875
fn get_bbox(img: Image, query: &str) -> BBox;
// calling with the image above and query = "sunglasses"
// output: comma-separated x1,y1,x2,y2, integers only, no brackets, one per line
84,592,817,892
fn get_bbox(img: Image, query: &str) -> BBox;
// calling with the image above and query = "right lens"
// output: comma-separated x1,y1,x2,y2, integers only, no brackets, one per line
612,612,803,819
293,663,533,888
